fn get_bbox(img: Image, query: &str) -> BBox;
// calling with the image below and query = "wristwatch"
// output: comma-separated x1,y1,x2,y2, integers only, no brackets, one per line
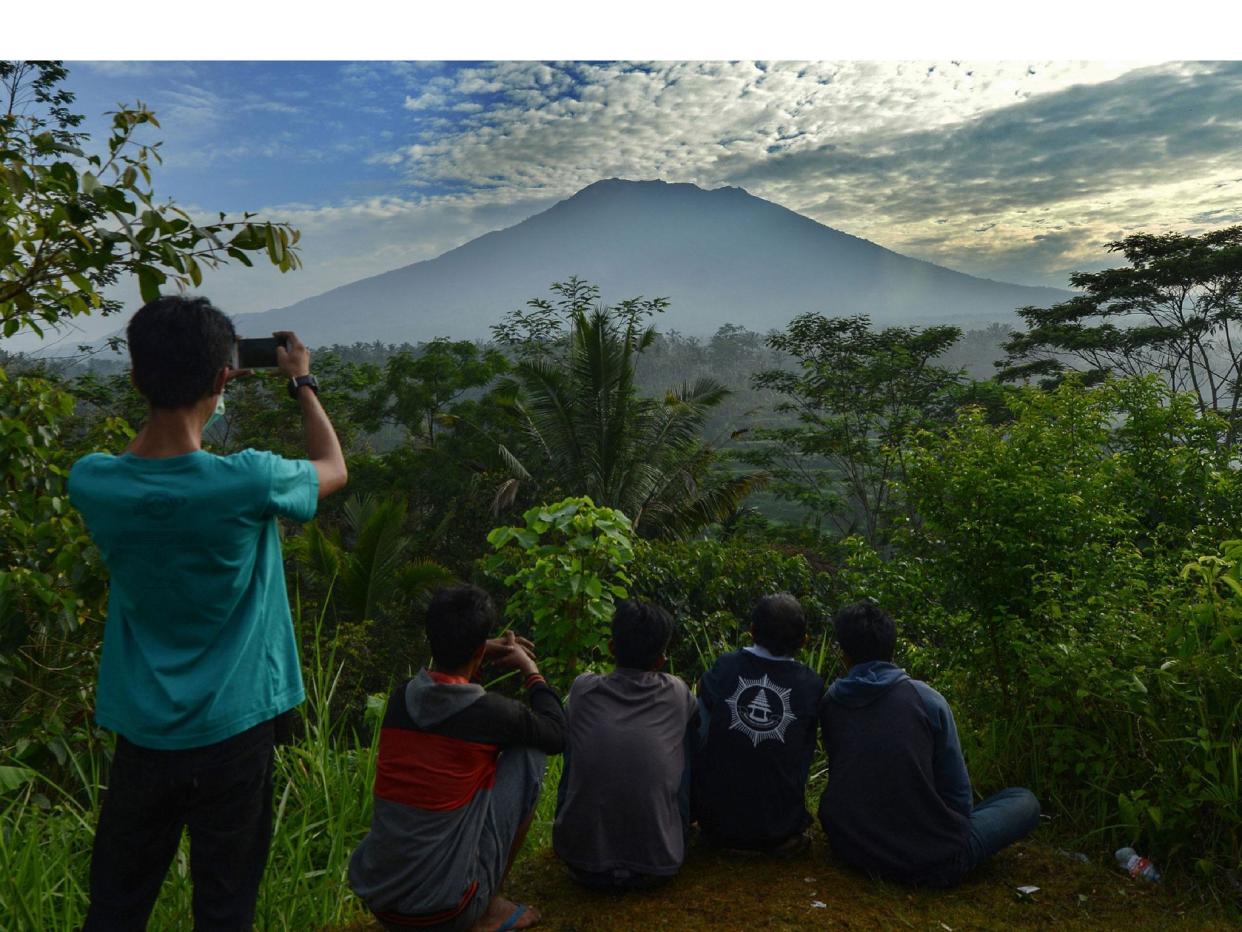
288,373,320,399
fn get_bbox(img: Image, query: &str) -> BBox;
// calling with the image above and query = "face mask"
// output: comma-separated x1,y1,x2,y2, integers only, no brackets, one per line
204,392,226,434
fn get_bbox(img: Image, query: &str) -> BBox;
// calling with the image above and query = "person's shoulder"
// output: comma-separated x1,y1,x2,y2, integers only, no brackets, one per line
908,678,945,701
632,670,692,704
655,670,692,696
216,448,315,484
707,649,745,672
791,659,825,688
67,452,118,495
703,648,747,682
570,672,603,698
69,451,117,473
217,448,279,470
474,689,531,718
909,679,952,719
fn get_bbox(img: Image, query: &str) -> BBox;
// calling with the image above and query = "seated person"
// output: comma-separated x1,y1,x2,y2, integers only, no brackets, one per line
692,594,824,853
553,600,698,890
818,601,1040,887
349,584,564,932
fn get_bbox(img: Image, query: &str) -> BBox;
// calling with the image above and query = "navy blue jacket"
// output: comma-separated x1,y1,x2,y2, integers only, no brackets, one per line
818,661,971,886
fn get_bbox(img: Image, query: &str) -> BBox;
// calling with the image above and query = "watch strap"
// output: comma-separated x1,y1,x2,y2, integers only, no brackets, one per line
288,373,319,399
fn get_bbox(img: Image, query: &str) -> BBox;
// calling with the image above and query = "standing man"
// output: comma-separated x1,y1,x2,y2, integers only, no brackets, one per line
69,295,347,930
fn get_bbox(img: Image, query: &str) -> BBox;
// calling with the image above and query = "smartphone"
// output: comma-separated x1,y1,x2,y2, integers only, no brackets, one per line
236,336,287,369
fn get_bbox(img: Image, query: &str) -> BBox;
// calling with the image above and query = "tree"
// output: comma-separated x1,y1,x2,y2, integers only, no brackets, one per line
999,227,1242,445
0,60,300,340
742,314,962,544
292,494,454,627
361,339,509,447
493,279,765,538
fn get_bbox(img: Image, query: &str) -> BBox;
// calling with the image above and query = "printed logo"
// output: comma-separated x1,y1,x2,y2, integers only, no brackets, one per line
132,493,187,520
725,674,796,746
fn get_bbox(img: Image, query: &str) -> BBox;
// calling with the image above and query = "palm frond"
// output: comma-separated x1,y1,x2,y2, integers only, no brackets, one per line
340,495,410,621
395,560,457,603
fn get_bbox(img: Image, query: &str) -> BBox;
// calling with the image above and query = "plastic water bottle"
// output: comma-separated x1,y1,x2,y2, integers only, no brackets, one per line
1115,847,1162,882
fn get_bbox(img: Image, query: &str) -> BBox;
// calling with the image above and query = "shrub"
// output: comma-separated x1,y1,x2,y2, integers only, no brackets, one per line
483,497,635,682
628,538,836,679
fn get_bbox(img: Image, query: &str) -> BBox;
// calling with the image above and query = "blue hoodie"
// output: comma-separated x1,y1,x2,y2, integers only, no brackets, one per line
818,661,972,886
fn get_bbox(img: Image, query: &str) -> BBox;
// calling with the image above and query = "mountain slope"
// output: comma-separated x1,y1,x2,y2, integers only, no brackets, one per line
236,179,1070,344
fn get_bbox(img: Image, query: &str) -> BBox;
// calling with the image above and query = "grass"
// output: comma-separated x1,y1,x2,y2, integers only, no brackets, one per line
0,736,377,930
0,597,381,930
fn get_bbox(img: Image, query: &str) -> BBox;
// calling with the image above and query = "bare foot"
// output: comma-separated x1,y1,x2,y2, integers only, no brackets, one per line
471,895,541,932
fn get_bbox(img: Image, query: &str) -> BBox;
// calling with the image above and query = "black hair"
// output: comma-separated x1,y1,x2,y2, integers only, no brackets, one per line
751,593,807,657
425,584,497,670
127,295,237,409
833,601,897,664
611,599,675,670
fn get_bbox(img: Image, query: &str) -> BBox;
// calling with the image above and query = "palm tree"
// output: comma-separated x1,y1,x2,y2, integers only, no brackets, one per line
292,494,455,624
497,306,765,537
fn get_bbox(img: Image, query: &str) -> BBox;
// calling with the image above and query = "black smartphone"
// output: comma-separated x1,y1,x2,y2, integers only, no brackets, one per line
235,336,287,369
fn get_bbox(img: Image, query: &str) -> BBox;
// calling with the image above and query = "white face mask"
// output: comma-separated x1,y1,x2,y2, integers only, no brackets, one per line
204,392,226,434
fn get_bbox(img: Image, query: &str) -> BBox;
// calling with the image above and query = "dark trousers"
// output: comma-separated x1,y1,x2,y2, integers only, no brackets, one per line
83,718,278,932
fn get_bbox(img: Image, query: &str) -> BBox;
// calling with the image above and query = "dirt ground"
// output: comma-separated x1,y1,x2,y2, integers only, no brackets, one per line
335,832,1237,931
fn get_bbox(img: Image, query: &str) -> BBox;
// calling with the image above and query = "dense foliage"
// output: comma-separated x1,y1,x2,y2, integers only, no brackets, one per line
492,279,765,537
838,378,1241,879
484,497,635,680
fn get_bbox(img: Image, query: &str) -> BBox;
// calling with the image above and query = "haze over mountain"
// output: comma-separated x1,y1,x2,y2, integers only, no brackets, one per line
235,179,1071,345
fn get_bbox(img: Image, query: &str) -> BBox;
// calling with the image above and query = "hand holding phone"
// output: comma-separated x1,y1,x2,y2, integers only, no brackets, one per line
235,336,288,369
273,331,310,379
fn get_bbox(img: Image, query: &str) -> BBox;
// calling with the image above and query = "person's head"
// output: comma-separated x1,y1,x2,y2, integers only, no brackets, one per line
127,295,236,410
833,601,897,666
425,584,497,673
750,593,807,658
610,599,675,671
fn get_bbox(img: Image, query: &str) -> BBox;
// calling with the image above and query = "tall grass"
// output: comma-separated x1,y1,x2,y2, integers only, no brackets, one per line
0,594,381,930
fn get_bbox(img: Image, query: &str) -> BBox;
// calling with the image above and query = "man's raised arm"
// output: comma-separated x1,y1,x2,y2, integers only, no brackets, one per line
275,330,348,499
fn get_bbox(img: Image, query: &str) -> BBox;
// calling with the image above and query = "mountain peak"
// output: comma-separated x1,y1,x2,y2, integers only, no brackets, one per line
569,178,748,200
238,179,1071,345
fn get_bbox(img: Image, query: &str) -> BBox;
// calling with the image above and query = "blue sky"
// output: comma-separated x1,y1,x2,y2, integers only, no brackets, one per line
18,59,1242,347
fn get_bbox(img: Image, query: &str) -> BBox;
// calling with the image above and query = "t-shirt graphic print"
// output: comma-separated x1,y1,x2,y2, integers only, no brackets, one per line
726,674,797,746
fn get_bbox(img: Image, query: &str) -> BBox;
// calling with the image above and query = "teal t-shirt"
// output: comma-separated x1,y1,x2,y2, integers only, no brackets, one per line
68,448,318,750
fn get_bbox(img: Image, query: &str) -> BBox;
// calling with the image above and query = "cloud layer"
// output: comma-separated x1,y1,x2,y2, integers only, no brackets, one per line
22,58,1241,349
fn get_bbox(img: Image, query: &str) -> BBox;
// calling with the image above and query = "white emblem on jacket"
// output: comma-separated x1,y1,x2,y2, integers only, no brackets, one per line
725,674,796,746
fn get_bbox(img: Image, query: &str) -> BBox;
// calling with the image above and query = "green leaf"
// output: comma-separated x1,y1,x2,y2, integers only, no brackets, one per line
136,265,163,303
0,765,36,795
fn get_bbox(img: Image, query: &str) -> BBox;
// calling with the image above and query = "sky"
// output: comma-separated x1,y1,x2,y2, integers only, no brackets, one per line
15,58,1242,349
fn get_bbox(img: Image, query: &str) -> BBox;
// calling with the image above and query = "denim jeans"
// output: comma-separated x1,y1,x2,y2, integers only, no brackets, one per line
965,786,1042,871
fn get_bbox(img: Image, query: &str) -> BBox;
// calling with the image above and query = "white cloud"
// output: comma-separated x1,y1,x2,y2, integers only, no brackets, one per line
361,59,1240,287
404,90,448,110
382,61,1153,203
240,99,303,114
